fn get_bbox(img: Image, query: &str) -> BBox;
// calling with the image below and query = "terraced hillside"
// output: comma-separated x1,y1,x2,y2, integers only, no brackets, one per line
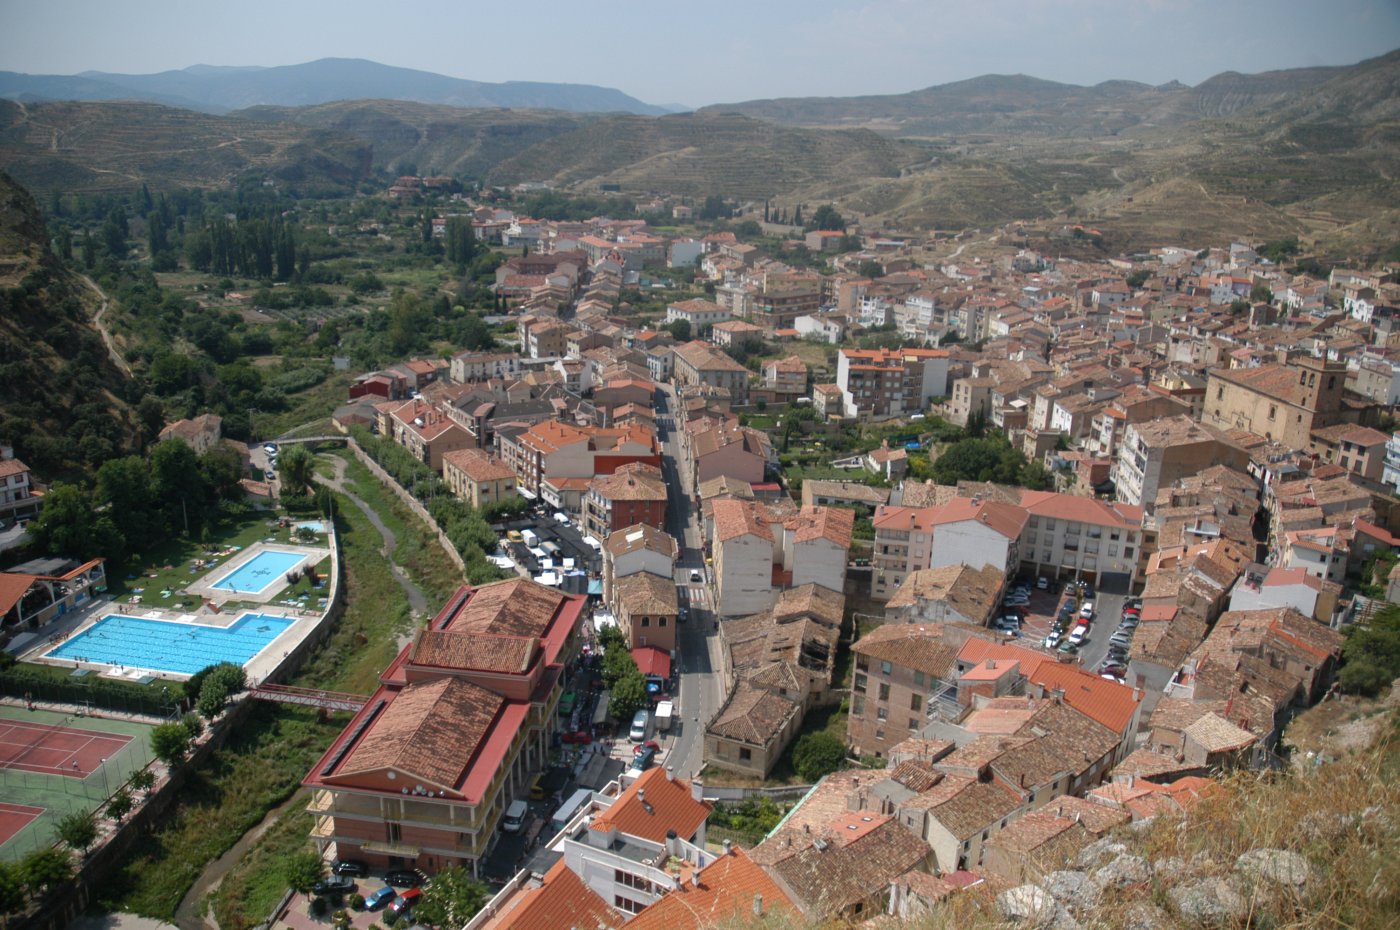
236,100,588,178
0,99,371,194
485,112,926,199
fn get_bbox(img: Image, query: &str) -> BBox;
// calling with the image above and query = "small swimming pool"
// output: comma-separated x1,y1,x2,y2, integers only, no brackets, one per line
293,521,328,534
209,549,309,595
47,613,295,675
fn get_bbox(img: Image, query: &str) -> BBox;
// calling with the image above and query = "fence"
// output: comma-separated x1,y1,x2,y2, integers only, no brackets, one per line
700,783,815,804
0,732,154,860
0,672,182,719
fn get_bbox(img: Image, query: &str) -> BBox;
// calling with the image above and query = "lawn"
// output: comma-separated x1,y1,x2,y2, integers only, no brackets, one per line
107,511,275,603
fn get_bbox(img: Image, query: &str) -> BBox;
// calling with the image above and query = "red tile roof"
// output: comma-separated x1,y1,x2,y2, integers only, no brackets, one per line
623,847,793,930
590,767,712,844
486,858,621,930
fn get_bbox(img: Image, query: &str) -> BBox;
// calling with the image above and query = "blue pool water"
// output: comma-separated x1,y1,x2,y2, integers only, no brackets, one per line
210,549,308,594
293,521,327,534
47,613,294,675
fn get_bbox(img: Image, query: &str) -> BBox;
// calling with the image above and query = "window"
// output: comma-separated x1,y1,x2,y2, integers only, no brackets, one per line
852,695,865,715
910,693,922,711
1125,546,1135,558
877,707,888,721
854,673,867,694
739,748,752,761
659,617,667,627
913,670,925,688
880,660,893,675
875,728,885,741
614,896,645,915
910,718,920,730
878,683,890,702
641,617,650,627
1218,386,1225,399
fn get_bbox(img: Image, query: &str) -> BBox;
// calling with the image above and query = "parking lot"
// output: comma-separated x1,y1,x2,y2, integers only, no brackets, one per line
993,580,1130,679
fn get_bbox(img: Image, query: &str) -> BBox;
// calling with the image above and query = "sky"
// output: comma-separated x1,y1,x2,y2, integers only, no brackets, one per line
2,0,1398,109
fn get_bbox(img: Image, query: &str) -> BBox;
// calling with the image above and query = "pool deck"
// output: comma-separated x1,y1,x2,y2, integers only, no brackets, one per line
12,596,325,686
185,541,331,605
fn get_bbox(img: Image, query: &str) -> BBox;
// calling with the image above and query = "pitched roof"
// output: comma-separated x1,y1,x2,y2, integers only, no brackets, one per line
605,523,677,559
765,817,929,916
712,497,774,543
589,767,712,844
925,497,1029,540
785,505,856,549
483,858,621,930
707,681,800,746
852,624,962,677
330,676,502,794
623,847,794,930
442,447,517,483
614,572,679,614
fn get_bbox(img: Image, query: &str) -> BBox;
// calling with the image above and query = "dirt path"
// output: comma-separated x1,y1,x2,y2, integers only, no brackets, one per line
81,273,132,378
172,791,305,930
314,455,429,626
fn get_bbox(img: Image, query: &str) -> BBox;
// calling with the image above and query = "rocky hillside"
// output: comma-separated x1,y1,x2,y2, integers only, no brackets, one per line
0,99,372,195
235,100,588,178
484,111,926,199
0,171,138,479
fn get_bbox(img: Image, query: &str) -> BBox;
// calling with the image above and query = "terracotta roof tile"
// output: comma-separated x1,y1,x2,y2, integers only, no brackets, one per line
483,858,621,930
589,767,712,844
623,848,794,930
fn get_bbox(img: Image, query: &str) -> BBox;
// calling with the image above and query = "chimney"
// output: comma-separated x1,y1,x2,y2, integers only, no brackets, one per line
690,777,704,802
986,659,996,670
723,838,733,856
637,789,645,804
753,894,764,916
665,766,674,781
1051,687,1065,704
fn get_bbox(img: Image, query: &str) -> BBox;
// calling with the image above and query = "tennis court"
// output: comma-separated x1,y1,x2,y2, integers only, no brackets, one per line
0,717,134,778
0,705,156,861
0,803,43,848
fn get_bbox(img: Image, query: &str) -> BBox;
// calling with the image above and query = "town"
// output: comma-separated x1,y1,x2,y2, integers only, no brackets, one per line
5,176,1395,930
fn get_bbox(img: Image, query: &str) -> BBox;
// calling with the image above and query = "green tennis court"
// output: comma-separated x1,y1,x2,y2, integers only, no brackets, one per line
0,704,157,860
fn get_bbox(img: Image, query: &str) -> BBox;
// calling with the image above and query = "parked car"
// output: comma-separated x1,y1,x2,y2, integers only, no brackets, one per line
332,859,369,878
385,869,424,888
678,607,688,623
690,569,702,583
629,709,650,742
1057,640,1080,655
634,739,660,754
1042,631,1061,649
365,886,398,911
1100,662,1127,678
1036,576,1050,589
1068,624,1089,646
388,888,421,920
501,799,529,833
631,744,659,772
1080,602,1096,620
313,876,356,897
560,729,593,744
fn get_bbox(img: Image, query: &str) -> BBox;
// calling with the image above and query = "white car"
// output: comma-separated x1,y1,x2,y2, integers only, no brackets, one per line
1068,624,1089,646
1079,601,1095,620
1042,631,1061,649
690,569,702,583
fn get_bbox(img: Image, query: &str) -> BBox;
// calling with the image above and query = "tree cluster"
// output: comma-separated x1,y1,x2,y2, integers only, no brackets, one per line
1339,605,1400,696
927,435,1051,490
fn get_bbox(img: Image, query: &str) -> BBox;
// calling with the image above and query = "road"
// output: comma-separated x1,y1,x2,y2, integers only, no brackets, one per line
82,273,132,378
653,382,725,780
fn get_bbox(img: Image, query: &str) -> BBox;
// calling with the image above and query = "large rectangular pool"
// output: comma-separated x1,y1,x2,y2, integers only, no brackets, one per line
210,549,309,595
46,613,295,675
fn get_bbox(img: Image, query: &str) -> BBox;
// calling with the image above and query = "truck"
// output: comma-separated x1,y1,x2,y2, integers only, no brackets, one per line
521,528,539,547
654,699,674,732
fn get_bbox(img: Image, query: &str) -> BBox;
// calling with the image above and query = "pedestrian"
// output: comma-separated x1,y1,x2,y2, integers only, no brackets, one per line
24,691,33,711
72,761,81,773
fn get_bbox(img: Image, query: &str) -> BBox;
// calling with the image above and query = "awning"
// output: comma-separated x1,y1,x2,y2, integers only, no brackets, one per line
517,488,538,500
587,580,602,596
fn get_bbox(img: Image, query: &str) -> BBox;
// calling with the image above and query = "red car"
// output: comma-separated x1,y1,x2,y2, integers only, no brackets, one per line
560,730,593,744
634,739,660,755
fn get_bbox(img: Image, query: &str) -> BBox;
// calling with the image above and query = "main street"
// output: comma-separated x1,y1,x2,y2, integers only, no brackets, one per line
653,382,726,779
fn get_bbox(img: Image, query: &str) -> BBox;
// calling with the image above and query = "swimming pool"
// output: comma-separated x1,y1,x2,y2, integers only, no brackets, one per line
210,549,309,595
293,521,328,534
46,613,295,675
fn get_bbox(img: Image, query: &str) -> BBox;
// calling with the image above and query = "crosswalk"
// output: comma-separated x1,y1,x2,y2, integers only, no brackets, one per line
681,583,710,609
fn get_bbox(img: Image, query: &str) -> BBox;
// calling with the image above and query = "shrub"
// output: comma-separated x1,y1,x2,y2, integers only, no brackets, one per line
791,731,847,783
310,897,328,917
348,893,365,911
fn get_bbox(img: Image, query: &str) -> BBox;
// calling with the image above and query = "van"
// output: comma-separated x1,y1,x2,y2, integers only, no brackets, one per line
551,788,594,832
501,799,529,833
629,709,650,742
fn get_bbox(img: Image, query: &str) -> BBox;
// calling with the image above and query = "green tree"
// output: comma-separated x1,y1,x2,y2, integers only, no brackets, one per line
129,768,156,796
286,850,325,895
1250,283,1274,304
665,319,692,342
106,789,134,823
1338,605,1400,696
608,669,647,723
809,205,844,231
151,721,192,766
278,444,317,497
55,811,97,855
791,731,846,782
150,439,207,537
196,663,247,719
414,865,487,928
19,848,72,896
0,860,25,924
1126,270,1150,288
26,483,123,562
857,260,883,279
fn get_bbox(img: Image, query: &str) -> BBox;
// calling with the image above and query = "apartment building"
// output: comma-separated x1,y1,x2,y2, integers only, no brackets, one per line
870,499,1025,600
442,448,517,509
583,462,667,541
1018,492,1144,590
0,456,39,526
665,298,731,329
848,624,964,757
498,419,658,498
304,579,586,877
1114,415,1249,510
601,523,676,605
836,347,950,418
712,498,776,618
671,342,750,404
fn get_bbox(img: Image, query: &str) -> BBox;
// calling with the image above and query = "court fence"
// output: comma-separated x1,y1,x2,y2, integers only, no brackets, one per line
0,729,154,859
0,670,183,720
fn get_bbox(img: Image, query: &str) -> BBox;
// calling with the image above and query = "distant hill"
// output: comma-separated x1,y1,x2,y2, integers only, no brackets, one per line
0,58,670,116
699,59,1369,138
484,111,926,199
235,100,589,177
0,99,372,194
0,171,138,479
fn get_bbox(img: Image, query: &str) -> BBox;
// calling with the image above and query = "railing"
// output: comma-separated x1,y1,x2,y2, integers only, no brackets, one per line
249,683,369,712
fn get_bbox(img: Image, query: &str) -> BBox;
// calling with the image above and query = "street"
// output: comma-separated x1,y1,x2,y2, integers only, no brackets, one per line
653,382,725,780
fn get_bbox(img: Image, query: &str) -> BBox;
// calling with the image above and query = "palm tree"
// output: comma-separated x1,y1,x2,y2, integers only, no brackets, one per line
277,444,316,496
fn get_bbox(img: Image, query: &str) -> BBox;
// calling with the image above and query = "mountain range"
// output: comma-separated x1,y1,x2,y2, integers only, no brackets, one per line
0,58,672,116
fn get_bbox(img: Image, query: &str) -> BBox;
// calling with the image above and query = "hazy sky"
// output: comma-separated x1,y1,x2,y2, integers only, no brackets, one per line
2,0,1398,108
